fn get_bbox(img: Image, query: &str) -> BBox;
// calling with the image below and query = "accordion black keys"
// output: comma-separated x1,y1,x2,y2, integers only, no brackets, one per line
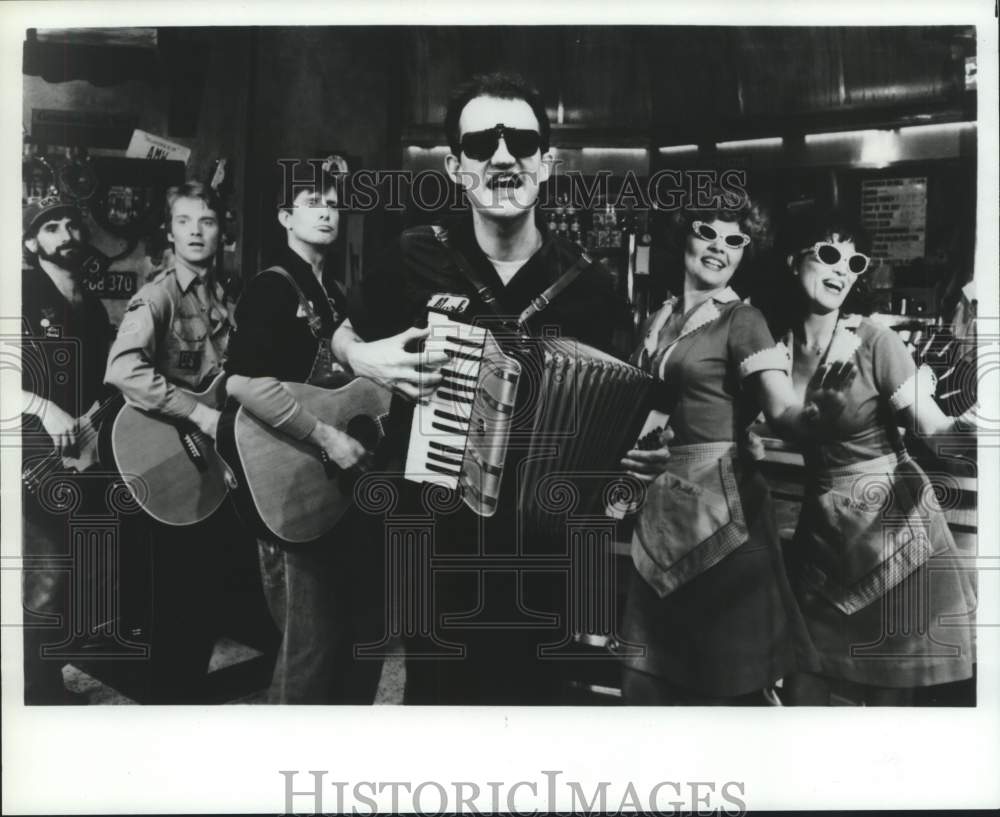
405,310,653,534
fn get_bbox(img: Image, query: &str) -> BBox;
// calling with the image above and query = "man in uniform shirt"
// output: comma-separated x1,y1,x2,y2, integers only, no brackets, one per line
20,195,115,703
333,72,630,704
105,181,235,702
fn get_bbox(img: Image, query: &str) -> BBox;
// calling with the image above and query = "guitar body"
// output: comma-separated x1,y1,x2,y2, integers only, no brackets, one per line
111,373,229,526
231,379,392,544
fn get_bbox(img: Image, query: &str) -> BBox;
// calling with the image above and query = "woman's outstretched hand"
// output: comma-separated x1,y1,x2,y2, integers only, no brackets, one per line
803,360,857,431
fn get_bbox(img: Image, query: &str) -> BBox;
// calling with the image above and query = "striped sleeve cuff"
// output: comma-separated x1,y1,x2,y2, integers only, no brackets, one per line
274,402,320,441
162,385,199,419
889,364,938,412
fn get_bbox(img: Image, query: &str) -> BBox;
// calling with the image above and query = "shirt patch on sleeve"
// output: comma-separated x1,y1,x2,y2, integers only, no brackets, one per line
427,293,471,315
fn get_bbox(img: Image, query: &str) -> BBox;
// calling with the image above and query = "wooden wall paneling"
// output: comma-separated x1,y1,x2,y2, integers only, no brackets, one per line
246,27,394,267
404,28,466,128
842,27,964,108
733,28,843,118
404,27,569,131
649,28,737,141
560,26,652,128
485,27,564,125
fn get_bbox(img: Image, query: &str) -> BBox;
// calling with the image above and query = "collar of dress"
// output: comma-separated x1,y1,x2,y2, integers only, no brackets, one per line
641,286,741,360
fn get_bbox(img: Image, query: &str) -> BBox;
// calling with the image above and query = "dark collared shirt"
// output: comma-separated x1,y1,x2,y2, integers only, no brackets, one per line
349,214,624,352
22,264,114,419
225,245,348,384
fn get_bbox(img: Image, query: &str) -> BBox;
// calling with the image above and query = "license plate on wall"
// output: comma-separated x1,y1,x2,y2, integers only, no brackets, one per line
84,269,137,299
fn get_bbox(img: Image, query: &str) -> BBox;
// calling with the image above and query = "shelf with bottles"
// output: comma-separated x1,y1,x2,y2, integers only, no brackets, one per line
541,195,632,255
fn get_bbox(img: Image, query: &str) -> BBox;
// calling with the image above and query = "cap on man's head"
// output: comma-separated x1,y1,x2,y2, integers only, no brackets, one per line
23,194,82,239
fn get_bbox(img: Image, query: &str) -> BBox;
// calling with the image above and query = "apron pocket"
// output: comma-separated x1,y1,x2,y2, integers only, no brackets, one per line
632,455,748,598
799,475,937,615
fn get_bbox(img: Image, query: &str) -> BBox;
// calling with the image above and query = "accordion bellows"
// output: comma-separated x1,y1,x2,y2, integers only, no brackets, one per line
406,311,653,537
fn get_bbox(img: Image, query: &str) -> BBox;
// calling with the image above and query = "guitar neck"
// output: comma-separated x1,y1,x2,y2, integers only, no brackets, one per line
187,371,228,410
89,393,124,426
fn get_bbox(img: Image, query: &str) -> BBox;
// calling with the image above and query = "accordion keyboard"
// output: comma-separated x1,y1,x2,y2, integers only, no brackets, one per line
404,311,521,511
405,312,653,526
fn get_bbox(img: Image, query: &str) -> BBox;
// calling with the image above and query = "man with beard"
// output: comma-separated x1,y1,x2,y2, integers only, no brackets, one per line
332,72,632,704
20,195,115,703
105,181,237,703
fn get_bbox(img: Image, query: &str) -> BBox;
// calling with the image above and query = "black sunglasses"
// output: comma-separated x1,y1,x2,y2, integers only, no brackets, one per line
691,220,751,249
806,242,871,275
460,124,542,161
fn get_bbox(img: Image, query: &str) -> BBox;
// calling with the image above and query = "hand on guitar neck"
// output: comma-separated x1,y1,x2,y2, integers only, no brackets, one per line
35,397,88,459
21,391,126,494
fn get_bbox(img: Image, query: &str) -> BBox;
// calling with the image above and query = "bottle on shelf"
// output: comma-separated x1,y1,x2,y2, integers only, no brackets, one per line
609,210,623,249
568,216,581,245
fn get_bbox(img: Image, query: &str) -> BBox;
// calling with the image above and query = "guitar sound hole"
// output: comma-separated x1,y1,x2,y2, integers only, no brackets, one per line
346,415,379,450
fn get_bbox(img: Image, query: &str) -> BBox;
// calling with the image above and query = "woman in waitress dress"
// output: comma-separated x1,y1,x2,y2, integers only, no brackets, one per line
771,209,977,705
617,193,853,705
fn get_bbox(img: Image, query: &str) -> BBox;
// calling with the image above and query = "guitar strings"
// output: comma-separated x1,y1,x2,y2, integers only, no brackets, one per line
23,395,121,488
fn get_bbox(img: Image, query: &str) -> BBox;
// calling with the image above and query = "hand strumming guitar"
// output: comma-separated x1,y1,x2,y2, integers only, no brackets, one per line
308,420,369,470
188,402,222,440
35,398,80,458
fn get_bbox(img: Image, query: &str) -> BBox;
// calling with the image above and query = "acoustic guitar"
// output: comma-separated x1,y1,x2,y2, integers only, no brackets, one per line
110,372,229,526
221,378,392,544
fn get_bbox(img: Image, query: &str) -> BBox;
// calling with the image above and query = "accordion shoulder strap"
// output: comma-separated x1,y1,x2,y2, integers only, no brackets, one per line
429,225,501,313
517,251,592,328
429,224,593,331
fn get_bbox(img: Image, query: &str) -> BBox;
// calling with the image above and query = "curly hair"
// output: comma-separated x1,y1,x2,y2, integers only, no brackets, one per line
762,206,875,337
661,186,772,295
444,72,551,157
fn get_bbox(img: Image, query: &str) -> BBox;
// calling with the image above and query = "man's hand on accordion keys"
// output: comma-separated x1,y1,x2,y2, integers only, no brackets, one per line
620,425,675,484
340,324,449,403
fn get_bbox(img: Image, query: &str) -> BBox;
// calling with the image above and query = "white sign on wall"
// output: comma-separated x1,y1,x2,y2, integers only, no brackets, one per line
125,129,191,164
860,177,928,262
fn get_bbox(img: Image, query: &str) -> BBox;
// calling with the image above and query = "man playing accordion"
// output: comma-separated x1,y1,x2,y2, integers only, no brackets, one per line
333,71,636,704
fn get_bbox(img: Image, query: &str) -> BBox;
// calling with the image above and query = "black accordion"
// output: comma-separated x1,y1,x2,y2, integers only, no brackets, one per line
404,309,653,536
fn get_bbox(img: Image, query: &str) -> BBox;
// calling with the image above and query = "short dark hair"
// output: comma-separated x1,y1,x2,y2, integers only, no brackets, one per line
164,181,224,228
662,186,771,295
274,162,342,211
23,203,83,243
22,208,87,265
763,206,875,335
778,206,872,258
444,72,551,157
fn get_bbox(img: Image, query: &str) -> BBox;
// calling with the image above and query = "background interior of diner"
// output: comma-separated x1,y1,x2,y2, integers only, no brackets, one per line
21,26,980,704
